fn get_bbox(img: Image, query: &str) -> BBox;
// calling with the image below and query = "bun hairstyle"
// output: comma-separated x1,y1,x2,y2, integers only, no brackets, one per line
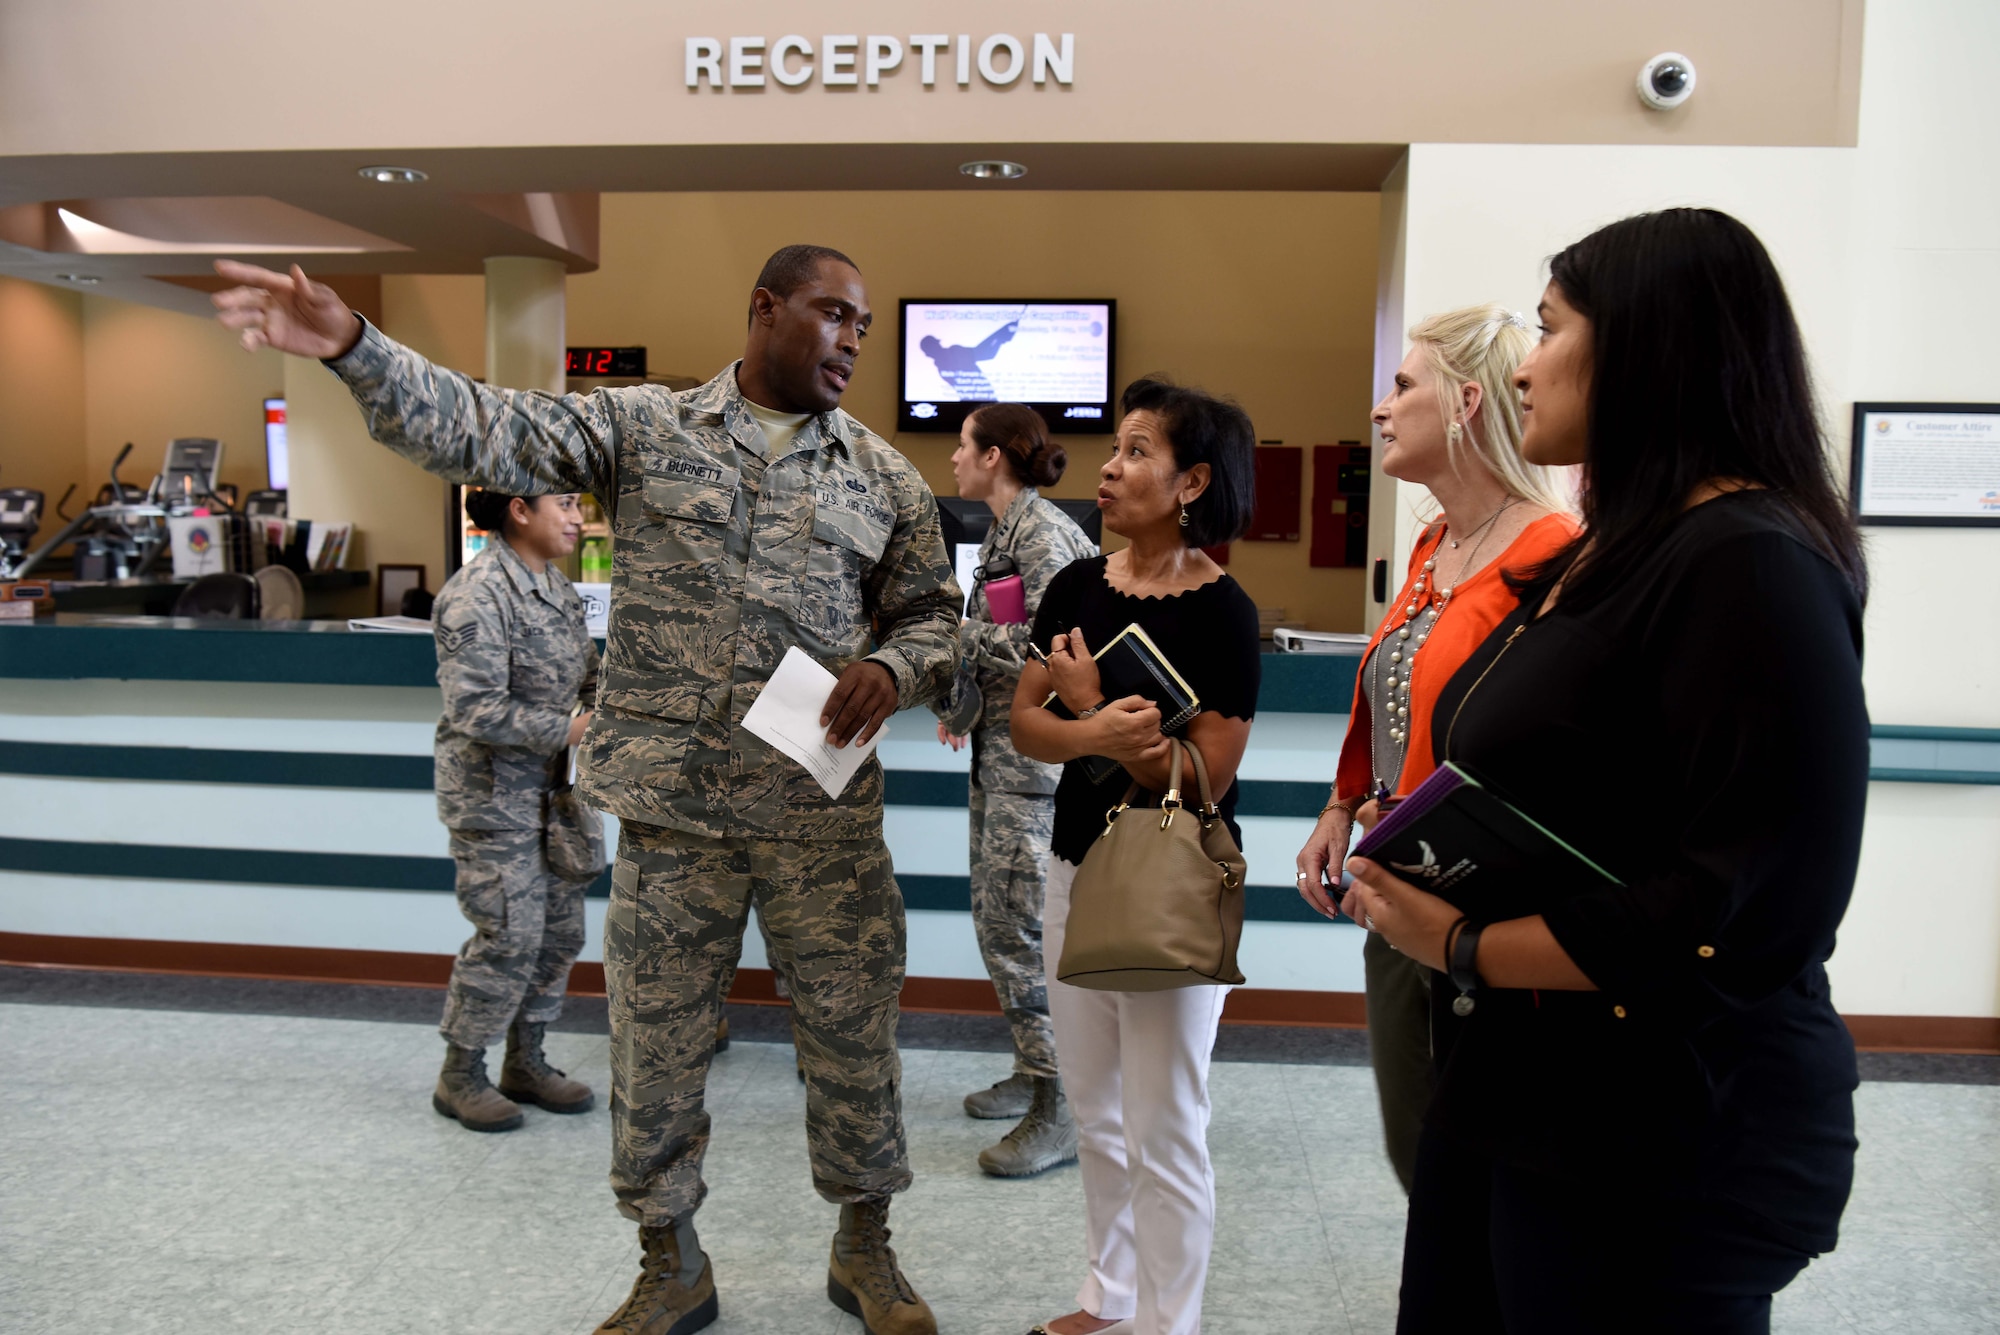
966,403,1067,488
464,489,524,534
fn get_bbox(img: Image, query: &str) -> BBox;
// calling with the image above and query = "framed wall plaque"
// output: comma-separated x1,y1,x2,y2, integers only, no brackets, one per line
1851,402,2000,527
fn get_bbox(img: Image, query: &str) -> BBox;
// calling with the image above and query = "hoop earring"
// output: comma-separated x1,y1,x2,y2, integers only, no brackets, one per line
1178,505,1190,527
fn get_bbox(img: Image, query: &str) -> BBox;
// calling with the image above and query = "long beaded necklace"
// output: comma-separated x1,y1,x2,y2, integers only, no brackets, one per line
1367,497,1518,803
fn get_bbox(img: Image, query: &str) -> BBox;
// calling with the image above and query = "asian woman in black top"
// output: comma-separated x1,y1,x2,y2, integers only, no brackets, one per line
1012,378,1261,1335
1340,209,1870,1335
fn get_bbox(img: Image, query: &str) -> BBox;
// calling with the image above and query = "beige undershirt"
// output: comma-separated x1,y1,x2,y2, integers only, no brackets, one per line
745,400,811,456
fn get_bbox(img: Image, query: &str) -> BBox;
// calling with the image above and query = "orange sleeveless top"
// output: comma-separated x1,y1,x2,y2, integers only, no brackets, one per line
1334,512,1580,804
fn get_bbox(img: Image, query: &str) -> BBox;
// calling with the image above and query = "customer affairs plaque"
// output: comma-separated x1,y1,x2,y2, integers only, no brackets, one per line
1852,403,2000,527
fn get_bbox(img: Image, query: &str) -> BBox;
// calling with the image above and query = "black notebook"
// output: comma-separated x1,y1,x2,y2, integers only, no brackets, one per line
1351,762,1621,920
1044,622,1201,784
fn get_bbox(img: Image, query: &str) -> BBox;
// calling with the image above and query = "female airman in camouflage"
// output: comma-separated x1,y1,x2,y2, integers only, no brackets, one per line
934,403,1097,1177
431,488,602,1133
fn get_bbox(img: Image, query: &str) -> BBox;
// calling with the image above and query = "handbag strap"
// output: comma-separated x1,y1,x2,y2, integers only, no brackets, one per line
1179,739,1220,814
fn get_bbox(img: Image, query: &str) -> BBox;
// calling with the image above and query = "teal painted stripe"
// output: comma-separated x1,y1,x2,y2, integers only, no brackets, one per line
884,770,969,808
0,836,613,898
0,835,454,891
883,769,1329,817
0,741,434,790
6,741,1995,795
1,621,442,687
1872,725,2000,744
1258,651,1360,714
1868,768,2000,786
0,839,1321,922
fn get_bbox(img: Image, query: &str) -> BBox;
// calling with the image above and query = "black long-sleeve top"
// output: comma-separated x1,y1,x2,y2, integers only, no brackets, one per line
1427,491,1869,1253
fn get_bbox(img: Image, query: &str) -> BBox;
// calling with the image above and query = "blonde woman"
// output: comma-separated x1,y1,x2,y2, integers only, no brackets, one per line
1294,305,1578,1190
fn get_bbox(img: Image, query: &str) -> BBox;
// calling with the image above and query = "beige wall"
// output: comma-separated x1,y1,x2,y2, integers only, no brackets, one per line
0,277,86,537
1367,0,2000,1021
0,0,1860,156
280,352,447,600
583,192,1381,629
79,296,281,501
380,191,1379,628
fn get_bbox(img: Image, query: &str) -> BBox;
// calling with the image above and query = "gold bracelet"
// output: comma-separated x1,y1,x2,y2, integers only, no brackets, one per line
1321,796,1360,820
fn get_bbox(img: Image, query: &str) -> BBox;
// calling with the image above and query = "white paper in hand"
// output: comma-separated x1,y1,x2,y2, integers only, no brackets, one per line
741,647,889,798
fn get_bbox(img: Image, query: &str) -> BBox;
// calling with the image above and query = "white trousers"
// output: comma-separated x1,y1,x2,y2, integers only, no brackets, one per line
1045,856,1227,1335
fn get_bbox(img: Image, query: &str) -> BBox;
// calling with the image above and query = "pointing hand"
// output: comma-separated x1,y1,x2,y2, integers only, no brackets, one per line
210,260,364,360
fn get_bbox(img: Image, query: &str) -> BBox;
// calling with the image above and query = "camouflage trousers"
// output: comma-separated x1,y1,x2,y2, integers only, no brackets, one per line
605,820,910,1225
968,786,1059,1079
439,826,586,1049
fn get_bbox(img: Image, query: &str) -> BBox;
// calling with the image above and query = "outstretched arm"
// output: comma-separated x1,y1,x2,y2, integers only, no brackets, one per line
212,261,617,501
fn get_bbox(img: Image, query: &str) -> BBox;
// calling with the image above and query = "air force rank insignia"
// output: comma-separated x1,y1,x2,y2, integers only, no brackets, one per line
437,623,478,656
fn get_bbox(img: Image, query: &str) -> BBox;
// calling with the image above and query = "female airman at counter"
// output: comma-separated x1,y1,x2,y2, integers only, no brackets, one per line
933,402,1098,1177
1293,304,1577,1191
431,488,603,1134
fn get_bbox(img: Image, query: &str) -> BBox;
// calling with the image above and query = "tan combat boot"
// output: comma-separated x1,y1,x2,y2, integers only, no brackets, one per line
826,1199,937,1335
433,1043,523,1132
713,1016,730,1054
498,1017,595,1114
595,1218,718,1335
976,1075,1078,1178
962,1070,1035,1120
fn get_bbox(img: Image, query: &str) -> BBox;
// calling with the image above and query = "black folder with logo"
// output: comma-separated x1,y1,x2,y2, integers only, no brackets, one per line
1351,762,1621,920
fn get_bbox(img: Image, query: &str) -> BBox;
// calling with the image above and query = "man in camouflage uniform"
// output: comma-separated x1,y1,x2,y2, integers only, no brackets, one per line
213,246,958,1335
430,495,601,1134
935,484,1096,1176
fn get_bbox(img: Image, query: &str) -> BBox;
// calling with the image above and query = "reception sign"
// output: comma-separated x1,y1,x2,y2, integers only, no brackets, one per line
1851,403,2000,527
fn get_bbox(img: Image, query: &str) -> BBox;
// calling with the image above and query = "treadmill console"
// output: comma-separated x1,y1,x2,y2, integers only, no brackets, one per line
160,438,224,508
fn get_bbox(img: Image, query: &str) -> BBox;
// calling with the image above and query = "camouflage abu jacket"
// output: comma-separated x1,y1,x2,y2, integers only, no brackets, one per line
932,487,1097,796
330,322,960,840
433,534,599,831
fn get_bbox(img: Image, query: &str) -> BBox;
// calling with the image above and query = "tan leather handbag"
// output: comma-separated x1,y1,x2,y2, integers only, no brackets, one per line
1057,739,1248,991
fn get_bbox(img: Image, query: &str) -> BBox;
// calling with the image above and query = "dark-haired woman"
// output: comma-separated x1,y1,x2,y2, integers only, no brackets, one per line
431,488,602,1133
934,402,1098,1176
1012,379,1262,1335
1342,209,1870,1335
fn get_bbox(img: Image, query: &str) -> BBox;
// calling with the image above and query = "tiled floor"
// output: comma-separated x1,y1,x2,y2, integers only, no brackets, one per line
1,997,1996,1334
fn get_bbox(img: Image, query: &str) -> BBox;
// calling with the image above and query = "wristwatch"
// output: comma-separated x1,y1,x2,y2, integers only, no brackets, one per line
1448,918,1487,1016
1075,698,1112,720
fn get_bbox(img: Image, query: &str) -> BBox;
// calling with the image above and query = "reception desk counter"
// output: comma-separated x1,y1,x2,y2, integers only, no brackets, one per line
2,616,1993,1030
0,617,1367,1020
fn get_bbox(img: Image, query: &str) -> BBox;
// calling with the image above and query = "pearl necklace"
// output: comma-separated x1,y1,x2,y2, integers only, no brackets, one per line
1367,498,1517,803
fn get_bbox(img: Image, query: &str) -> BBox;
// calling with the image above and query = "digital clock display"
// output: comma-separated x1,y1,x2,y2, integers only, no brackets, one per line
566,346,647,378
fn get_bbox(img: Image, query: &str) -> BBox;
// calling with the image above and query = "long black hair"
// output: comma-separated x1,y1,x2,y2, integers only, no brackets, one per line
1527,208,1865,605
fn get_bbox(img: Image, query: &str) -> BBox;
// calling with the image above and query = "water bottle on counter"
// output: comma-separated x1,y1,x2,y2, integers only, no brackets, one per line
580,534,611,581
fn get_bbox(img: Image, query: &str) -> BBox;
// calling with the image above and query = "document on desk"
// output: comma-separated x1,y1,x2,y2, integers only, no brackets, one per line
742,647,888,798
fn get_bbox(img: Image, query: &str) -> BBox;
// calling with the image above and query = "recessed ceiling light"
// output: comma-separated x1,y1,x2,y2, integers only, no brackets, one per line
959,160,1027,181
357,165,429,185
53,273,101,285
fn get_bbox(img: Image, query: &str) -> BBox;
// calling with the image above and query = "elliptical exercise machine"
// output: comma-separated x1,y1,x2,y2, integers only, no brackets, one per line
4,438,229,583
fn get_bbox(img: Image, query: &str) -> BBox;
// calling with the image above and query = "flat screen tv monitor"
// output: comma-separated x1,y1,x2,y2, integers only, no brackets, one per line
898,299,1115,435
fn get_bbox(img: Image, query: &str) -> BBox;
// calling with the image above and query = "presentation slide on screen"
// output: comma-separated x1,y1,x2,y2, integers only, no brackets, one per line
903,303,1110,410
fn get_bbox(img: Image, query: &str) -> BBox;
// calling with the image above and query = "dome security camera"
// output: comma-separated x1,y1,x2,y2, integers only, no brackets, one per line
1638,53,1697,110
